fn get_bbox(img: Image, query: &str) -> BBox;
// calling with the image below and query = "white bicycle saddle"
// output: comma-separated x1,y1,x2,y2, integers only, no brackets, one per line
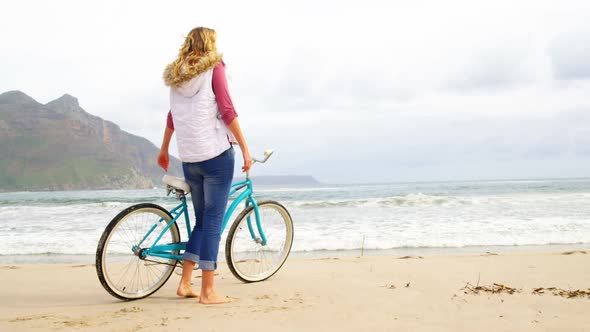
162,175,191,194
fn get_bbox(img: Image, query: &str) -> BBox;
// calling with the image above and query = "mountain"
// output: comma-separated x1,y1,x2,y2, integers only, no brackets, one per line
0,90,182,191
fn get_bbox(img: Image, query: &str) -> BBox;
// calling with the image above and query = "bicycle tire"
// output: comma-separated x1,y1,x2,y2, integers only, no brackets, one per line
96,203,180,300
225,200,294,282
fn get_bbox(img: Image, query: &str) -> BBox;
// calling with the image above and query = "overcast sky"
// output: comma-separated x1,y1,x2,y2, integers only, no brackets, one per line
2,0,590,183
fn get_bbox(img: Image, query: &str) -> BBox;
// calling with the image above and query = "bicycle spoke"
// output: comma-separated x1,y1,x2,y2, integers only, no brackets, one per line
115,255,136,290
227,201,293,282
98,205,180,299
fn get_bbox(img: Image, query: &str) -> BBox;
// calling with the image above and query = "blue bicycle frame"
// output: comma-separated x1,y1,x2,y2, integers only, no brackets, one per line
137,178,266,261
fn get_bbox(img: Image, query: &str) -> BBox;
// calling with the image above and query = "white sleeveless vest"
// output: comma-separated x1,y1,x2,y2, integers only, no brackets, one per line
169,68,232,163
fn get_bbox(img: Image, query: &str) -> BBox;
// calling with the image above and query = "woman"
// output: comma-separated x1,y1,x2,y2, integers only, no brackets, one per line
157,27,252,304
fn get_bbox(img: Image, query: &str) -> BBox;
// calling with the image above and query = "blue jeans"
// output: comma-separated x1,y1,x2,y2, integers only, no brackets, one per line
182,147,235,270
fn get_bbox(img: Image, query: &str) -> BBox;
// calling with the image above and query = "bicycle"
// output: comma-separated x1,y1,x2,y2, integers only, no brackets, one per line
95,150,294,301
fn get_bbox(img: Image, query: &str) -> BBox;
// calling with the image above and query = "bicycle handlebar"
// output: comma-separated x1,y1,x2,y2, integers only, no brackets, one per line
252,149,274,164
246,149,273,179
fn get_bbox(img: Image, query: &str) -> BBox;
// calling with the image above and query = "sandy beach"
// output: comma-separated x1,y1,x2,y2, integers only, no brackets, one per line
1,250,589,331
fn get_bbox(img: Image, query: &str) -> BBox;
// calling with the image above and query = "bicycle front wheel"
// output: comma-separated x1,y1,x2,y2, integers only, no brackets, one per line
225,200,294,282
96,203,180,300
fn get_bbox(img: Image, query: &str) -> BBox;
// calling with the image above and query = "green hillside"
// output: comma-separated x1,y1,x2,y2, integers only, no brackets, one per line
0,91,182,191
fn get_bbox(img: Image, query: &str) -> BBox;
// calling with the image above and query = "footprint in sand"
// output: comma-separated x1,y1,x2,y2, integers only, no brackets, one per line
280,292,304,305
398,255,424,259
0,266,20,270
288,292,304,304
255,294,273,300
250,306,289,313
9,315,52,322
382,282,410,289
95,306,143,320
59,319,91,328
113,306,143,317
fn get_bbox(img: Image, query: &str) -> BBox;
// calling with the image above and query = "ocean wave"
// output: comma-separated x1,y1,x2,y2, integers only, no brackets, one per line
291,193,472,208
256,186,344,193
0,196,171,207
0,252,92,257
289,242,590,252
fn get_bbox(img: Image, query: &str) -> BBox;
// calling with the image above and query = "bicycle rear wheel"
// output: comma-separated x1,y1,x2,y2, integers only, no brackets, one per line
225,200,294,282
96,203,180,300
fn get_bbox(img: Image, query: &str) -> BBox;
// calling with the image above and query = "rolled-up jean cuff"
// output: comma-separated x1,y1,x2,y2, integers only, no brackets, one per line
199,260,217,271
183,252,200,263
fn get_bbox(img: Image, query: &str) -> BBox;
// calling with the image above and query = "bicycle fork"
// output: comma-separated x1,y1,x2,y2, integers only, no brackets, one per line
246,198,267,246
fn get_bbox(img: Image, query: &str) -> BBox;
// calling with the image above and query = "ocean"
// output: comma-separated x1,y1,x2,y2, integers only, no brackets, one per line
1,178,590,264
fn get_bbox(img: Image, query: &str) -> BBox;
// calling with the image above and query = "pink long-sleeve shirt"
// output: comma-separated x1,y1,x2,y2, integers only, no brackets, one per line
166,61,237,130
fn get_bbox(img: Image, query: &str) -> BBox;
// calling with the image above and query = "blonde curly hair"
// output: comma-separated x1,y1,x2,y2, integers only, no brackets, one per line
163,27,223,87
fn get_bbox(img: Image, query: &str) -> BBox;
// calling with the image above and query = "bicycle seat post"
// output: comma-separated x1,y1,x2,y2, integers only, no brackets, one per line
175,189,185,200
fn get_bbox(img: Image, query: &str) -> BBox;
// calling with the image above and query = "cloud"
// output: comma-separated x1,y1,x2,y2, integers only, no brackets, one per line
443,48,534,92
573,130,590,156
3,0,590,183
287,108,590,182
550,26,590,80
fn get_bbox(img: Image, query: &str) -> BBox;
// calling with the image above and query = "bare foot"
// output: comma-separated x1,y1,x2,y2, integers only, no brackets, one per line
199,289,232,304
177,284,200,298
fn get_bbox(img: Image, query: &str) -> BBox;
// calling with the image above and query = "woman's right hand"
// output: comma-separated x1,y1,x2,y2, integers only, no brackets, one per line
242,150,253,172
158,149,169,172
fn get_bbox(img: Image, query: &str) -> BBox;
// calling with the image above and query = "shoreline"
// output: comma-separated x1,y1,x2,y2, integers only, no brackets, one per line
2,243,589,264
